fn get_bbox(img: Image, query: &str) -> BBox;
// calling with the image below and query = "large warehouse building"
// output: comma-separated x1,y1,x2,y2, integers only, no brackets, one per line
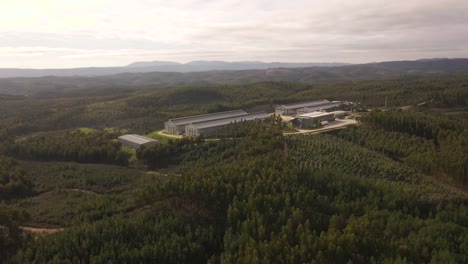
185,112,270,137
275,100,343,116
291,112,335,129
164,109,248,134
118,134,159,149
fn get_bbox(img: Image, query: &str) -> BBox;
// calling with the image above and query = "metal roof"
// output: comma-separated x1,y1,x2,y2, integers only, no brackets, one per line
331,110,347,115
296,111,334,118
300,101,342,110
118,134,158,145
277,100,330,110
187,112,270,130
167,109,248,126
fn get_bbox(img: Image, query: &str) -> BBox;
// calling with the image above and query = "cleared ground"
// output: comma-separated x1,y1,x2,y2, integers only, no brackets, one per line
284,119,358,135
154,130,183,139
21,226,64,235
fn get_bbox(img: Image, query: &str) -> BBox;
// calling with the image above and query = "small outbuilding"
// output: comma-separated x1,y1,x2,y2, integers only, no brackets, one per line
292,112,335,129
118,134,159,149
331,110,348,118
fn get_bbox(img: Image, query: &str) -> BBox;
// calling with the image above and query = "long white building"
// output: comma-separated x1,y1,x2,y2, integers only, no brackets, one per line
185,112,270,137
275,100,343,116
164,109,247,134
292,112,335,129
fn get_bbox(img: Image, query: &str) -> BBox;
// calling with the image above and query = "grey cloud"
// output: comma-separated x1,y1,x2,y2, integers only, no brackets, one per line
180,1,468,57
1,0,468,67
0,31,188,51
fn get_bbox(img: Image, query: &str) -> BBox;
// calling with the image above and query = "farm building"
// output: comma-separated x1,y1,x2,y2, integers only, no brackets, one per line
275,100,343,116
331,110,348,118
118,134,159,149
185,112,270,137
291,112,335,129
164,109,248,134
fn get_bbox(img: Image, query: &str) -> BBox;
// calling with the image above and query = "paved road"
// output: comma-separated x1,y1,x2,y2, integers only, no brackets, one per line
157,118,357,139
283,119,358,136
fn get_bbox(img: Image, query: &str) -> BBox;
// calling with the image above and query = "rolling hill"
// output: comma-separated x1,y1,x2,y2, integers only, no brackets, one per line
0,61,349,78
0,58,467,97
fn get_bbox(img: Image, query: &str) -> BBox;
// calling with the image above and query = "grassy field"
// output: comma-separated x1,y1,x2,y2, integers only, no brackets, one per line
78,127,99,134
146,130,173,143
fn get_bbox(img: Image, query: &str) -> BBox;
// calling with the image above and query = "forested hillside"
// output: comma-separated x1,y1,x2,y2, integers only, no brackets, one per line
338,110,468,184
6,130,130,166
0,72,467,142
1,59,468,97
0,71,467,263
5,121,467,263
0,60,350,78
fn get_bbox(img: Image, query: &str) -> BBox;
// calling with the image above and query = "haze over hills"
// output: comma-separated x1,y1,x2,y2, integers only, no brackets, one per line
1,58,468,97
0,61,350,78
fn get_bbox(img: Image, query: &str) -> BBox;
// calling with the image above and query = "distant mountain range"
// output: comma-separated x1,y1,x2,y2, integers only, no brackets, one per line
1,58,468,97
0,61,350,78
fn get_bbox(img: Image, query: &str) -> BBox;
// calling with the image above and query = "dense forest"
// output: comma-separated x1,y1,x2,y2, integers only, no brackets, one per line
7,122,468,263
5,130,130,166
0,72,467,141
1,58,468,94
350,110,468,183
0,156,33,200
0,71,467,263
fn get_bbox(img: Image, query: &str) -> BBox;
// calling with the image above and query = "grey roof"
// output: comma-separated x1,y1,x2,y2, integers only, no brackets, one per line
297,111,334,118
277,100,330,110
118,134,158,145
188,112,270,130
300,101,342,109
331,110,347,115
167,109,248,126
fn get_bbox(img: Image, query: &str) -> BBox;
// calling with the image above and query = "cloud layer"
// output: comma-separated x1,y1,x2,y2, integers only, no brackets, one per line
1,0,467,68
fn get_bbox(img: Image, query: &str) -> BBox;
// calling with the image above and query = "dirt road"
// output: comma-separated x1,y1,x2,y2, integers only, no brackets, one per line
21,226,64,234
156,130,183,139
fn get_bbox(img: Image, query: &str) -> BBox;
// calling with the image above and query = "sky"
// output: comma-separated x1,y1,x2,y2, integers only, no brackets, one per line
1,0,467,68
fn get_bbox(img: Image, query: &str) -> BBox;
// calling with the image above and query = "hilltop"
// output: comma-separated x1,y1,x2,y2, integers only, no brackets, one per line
0,60,349,78
1,58,468,97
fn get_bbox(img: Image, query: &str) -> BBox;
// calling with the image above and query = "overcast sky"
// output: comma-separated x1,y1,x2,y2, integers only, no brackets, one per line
1,0,467,68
